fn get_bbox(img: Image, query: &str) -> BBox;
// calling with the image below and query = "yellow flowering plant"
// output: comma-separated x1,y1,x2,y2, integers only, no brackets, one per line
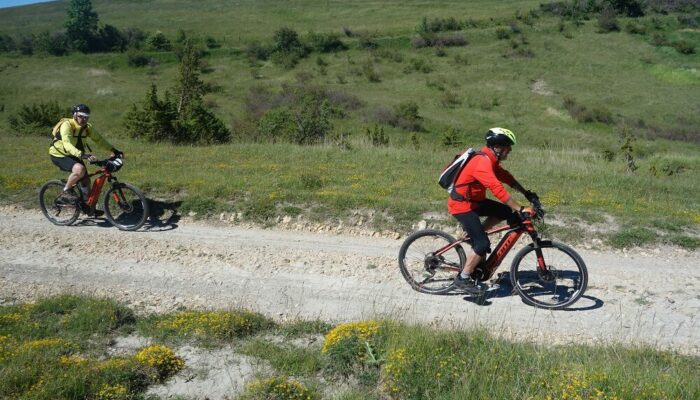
134,345,185,382
241,376,318,400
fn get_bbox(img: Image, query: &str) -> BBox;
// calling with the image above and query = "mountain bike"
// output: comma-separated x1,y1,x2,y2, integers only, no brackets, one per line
39,157,149,231
398,199,587,309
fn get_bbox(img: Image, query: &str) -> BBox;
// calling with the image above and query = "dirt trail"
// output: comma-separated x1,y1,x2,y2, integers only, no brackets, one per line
0,207,698,355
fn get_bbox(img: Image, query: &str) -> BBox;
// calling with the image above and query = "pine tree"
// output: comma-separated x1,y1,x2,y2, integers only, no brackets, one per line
64,0,99,52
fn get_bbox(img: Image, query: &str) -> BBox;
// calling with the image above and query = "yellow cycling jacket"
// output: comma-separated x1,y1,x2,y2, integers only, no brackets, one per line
49,118,114,158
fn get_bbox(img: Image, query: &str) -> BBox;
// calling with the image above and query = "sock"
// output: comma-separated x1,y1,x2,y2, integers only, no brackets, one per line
459,272,470,279
63,184,71,192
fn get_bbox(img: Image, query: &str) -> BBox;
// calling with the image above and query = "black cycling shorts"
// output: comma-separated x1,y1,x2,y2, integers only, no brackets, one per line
51,155,83,172
453,199,520,257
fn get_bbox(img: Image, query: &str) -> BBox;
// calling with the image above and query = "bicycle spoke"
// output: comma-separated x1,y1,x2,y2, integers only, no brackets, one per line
103,182,149,231
399,230,465,294
39,181,80,226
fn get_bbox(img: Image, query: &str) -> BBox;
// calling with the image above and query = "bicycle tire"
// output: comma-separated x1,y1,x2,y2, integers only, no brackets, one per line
38,180,80,226
398,229,466,294
103,182,149,231
510,240,588,310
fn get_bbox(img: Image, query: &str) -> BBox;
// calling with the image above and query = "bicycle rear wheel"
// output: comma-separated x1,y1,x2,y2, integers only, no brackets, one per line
103,182,149,231
510,241,587,310
38,180,80,226
398,229,465,294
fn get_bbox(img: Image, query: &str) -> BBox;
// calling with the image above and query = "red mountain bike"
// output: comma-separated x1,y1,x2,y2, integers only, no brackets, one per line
39,157,149,231
398,200,587,309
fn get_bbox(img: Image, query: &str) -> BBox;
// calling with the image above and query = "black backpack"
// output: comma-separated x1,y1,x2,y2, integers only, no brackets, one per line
438,147,484,201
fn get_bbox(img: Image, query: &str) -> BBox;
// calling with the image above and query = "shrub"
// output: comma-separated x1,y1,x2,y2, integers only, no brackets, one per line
413,32,467,48
257,96,333,145
403,57,433,73
395,101,423,131
241,377,318,400
272,27,305,53
153,310,273,341
361,59,381,82
672,39,695,54
98,24,127,52
597,7,620,32
625,21,647,34
8,101,63,135
563,97,614,124
442,127,465,147
417,16,463,33
358,33,379,49
126,50,150,67
322,321,383,374
307,31,347,52
245,41,270,61
34,31,70,56
205,36,221,49
366,125,389,147
123,27,146,49
0,34,16,52
146,31,171,51
440,90,461,108
125,42,230,144
134,345,184,382
496,26,511,40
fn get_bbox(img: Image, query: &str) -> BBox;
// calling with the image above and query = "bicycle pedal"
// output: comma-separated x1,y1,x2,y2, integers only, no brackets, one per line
485,284,500,292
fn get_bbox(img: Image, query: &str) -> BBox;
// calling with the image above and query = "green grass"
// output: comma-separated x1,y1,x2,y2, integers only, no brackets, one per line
4,295,698,400
0,1,698,247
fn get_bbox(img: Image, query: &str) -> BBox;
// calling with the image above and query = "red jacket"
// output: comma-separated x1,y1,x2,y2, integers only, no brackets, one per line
447,146,515,215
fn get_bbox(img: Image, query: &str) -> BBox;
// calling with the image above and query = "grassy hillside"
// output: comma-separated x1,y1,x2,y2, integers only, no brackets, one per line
0,0,698,248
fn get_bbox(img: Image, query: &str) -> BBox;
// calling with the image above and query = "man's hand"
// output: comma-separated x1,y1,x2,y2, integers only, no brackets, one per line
81,153,97,162
111,148,124,159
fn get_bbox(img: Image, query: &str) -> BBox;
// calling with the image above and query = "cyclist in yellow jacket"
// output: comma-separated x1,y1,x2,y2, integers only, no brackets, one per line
49,104,122,210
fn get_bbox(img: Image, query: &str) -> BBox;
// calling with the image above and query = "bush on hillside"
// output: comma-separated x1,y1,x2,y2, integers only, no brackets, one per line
243,82,353,144
672,39,695,54
97,24,127,52
33,31,70,56
597,7,621,32
8,101,63,135
0,34,16,52
146,31,172,51
306,31,347,53
125,42,230,144
563,97,614,124
417,16,464,33
412,32,467,48
256,96,332,145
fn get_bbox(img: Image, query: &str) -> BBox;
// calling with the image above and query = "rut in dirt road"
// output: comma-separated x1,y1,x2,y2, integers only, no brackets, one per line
0,208,698,355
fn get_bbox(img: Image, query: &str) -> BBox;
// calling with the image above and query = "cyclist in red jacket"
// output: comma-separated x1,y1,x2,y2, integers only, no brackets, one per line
449,128,537,294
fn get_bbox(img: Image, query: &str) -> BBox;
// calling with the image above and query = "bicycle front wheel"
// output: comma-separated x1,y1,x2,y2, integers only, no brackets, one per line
103,182,149,231
38,180,80,226
510,241,588,310
398,229,465,294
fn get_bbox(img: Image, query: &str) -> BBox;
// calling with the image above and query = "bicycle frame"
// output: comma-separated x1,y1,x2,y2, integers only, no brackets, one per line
83,168,115,207
433,216,546,281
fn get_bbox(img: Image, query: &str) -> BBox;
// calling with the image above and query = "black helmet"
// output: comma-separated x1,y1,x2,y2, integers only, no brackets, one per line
72,104,91,115
485,127,516,147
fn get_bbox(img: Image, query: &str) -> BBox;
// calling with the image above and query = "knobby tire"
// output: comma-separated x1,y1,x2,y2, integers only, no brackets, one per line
103,182,149,231
398,229,466,294
509,241,588,310
39,180,80,226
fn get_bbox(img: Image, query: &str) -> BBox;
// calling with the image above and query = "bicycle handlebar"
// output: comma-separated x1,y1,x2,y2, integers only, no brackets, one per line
530,196,545,220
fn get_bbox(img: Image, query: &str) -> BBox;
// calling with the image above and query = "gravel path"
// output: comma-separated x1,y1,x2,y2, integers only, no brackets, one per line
1,207,698,356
